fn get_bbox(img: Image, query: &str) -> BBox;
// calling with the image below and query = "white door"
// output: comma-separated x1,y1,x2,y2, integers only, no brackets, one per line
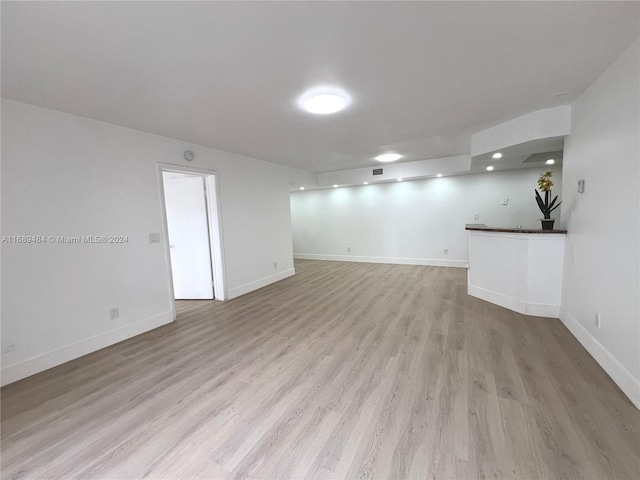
162,173,214,299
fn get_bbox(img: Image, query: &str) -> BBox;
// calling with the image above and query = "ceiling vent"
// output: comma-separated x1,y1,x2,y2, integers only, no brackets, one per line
372,168,383,175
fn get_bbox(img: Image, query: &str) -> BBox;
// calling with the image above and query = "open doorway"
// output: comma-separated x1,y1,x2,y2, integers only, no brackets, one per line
158,164,226,310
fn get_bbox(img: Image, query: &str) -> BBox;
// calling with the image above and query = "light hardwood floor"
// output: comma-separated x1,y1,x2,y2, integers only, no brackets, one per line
2,260,639,479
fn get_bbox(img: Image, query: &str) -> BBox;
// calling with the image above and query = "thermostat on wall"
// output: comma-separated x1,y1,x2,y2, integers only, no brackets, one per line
184,150,195,161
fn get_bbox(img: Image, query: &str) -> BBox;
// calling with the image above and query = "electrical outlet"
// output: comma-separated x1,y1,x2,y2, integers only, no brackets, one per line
149,232,160,244
274,262,278,269
443,248,448,255
474,213,480,220
109,307,120,320
595,313,601,329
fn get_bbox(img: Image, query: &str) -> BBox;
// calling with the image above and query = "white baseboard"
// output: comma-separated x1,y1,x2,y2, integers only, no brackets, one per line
1,310,174,387
227,268,296,300
467,284,560,318
559,308,640,409
294,253,468,268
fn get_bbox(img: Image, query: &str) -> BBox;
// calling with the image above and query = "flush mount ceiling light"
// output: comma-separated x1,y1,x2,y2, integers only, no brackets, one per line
397,178,403,182
436,173,443,178
299,186,305,190
546,159,555,165
375,153,401,163
300,90,349,114
363,182,369,185
333,184,338,188
492,153,502,159
486,166,494,171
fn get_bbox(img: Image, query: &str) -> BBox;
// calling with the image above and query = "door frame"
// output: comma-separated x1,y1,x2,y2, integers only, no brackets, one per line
157,163,228,318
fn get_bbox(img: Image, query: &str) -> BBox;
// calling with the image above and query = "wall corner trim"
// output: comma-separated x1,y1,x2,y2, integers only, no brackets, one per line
227,268,296,300
1,310,174,387
467,284,560,318
559,308,640,410
293,253,468,269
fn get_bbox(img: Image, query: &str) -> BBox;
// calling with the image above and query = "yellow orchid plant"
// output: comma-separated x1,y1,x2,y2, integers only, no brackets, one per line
535,170,562,219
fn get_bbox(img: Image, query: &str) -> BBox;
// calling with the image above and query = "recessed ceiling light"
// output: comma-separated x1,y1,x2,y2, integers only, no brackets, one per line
436,173,443,178
299,186,305,190
492,153,502,159
301,92,348,114
397,178,403,182
546,159,555,165
486,166,494,171
363,181,369,185
333,184,338,188
375,153,401,163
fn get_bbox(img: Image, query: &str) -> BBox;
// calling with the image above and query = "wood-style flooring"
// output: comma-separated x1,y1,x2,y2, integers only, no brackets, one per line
1,260,639,479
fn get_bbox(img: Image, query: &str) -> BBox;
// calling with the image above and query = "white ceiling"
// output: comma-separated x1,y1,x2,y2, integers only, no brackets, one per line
2,2,638,173
471,137,565,171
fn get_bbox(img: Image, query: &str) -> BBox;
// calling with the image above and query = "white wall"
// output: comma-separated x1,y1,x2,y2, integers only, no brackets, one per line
560,39,640,408
1,99,294,384
291,167,562,266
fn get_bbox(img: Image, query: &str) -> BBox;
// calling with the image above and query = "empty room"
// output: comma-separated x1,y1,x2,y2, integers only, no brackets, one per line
1,2,639,479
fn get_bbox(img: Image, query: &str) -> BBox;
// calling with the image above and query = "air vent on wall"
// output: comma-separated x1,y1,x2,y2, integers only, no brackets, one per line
373,168,383,175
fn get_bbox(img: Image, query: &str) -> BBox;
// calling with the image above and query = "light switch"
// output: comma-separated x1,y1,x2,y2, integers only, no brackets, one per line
501,197,508,205
578,180,585,193
149,232,160,244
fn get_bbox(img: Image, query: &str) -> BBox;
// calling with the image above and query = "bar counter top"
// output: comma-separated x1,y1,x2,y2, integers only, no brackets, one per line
465,223,567,234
